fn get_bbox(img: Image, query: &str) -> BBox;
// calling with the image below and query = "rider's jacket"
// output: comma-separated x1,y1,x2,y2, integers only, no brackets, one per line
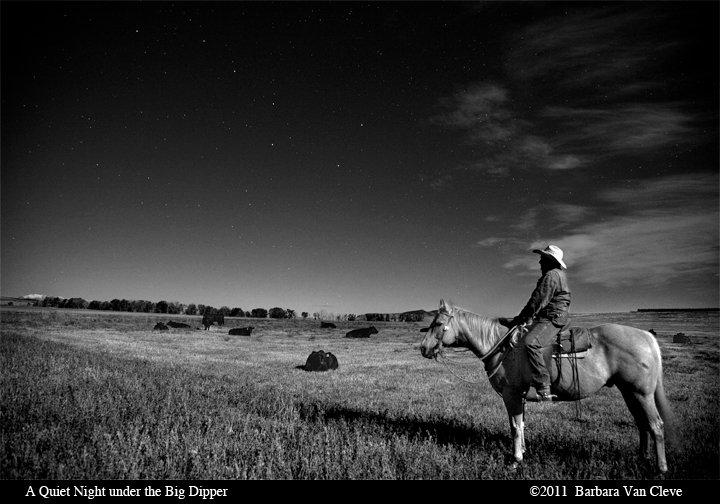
517,267,571,327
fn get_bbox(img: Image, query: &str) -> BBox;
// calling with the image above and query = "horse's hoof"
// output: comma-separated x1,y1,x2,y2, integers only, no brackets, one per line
509,460,522,471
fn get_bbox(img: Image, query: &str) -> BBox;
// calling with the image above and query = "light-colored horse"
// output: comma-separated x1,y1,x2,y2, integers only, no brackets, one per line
419,299,673,473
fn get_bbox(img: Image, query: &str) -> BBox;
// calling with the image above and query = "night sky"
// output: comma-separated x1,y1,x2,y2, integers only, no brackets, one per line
2,1,718,317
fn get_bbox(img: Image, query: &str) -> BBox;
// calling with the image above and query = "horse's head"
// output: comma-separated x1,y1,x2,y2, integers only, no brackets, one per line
420,299,460,359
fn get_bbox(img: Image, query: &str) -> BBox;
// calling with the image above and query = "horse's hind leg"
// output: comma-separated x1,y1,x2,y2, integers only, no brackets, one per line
619,389,650,458
620,388,667,473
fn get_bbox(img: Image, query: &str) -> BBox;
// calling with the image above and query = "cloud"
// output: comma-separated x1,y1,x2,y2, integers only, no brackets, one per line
504,5,680,94
498,173,719,288
435,83,511,134
542,104,695,156
546,203,591,227
475,237,503,248
560,212,718,288
431,4,708,184
433,85,581,176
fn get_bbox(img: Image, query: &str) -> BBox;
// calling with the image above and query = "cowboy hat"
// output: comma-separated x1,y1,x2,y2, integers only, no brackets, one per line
533,244,567,269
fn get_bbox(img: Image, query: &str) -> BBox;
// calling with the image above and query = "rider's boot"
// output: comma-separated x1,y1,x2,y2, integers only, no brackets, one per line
536,386,557,402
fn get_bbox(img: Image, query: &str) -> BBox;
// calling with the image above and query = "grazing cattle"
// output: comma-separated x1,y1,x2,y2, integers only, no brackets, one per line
202,312,225,330
167,320,191,328
673,332,692,344
153,322,168,331
345,326,378,338
304,350,339,372
228,326,254,336
320,321,336,329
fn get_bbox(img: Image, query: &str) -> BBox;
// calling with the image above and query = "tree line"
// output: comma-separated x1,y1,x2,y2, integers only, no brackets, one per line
39,296,304,319
35,296,425,323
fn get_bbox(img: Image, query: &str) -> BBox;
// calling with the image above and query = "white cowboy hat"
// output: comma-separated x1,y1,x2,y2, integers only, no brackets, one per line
533,244,567,269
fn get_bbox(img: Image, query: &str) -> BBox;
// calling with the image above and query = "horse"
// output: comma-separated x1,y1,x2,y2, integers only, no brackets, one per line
419,299,673,473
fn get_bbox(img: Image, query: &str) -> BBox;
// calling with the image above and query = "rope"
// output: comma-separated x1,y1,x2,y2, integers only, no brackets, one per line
436,349,485,384
570,334,583,419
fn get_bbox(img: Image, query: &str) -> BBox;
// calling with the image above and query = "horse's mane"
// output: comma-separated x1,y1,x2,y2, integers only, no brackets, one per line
447,304,503,350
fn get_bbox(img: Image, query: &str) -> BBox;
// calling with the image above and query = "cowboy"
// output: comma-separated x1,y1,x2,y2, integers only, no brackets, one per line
512,245,571,401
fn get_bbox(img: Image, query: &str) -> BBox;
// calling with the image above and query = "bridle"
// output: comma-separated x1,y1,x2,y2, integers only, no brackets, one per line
433,311,455,348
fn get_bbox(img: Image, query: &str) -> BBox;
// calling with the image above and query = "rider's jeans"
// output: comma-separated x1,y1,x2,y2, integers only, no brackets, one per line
521,321,558,390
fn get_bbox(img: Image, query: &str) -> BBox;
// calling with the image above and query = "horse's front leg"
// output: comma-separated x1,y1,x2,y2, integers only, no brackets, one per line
503,392,525,466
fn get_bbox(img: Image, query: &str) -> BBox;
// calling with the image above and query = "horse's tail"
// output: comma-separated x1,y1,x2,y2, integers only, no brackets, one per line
653,343,676,447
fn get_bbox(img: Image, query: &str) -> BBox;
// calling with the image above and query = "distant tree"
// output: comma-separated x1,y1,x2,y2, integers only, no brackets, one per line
302,312,309,319
167,302,183,315
65,298,88,309
155,300,169,314
269,307,286,319
197,304,206,316
230,307,244,317
100,301,112,311
88,300,102,310
347,314,356,321
218,306,230,316
285,309,296,319
203,306,216,316
186,304,197,315
251,308,267,318
130,299,152,313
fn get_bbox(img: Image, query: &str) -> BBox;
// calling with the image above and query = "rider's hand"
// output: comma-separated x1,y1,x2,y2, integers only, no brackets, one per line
512,316,528,327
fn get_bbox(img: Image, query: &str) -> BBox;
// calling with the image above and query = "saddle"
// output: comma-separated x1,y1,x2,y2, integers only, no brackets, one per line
502,318,593,358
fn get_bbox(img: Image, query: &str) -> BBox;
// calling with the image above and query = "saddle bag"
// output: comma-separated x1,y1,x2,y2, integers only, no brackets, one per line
554,327,592,354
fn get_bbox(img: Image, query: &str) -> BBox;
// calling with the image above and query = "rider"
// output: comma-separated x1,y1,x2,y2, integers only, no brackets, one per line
512,245,571,401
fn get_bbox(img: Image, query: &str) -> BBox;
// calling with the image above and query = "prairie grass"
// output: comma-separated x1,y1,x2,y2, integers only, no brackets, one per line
1,307,718,479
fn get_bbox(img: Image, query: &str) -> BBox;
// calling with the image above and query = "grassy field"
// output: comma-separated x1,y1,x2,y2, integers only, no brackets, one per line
1,307,718,480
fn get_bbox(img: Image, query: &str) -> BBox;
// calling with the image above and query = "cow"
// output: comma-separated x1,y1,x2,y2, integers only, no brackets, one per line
153,322,169,331
202,312,225,330
228,326,254,336
167,320,191,328
304,350,339,371
320,321,336,329
345,326,378,338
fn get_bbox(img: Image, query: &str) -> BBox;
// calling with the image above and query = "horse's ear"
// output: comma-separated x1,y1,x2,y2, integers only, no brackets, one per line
439,299,447,311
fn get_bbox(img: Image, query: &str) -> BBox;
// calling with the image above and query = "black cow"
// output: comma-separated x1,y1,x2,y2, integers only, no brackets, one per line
320,321,336,329
202,312,225,330
153,322,169,331
304,350,339,372
167,320,191,328
229,326,254,336
673,332,692,344
345,326,378,338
